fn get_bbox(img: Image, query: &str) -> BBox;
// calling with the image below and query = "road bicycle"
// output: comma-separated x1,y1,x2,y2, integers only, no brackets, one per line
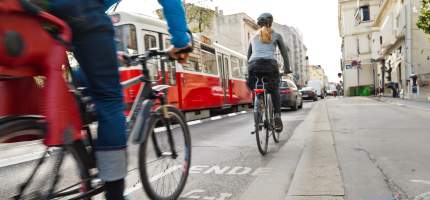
0,0,192,199
252,76,280,155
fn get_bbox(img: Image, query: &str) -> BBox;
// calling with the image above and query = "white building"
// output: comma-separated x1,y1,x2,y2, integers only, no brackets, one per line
372,0,430,100
213,11,259,55
338,0,381,96
273,23,309,87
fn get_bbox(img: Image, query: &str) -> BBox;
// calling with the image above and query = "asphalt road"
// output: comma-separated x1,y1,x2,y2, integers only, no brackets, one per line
4,96,429,200
0,100,315,200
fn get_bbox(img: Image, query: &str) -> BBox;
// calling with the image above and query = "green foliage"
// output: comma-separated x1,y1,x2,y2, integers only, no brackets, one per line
417,0,430,34
156,4,215,33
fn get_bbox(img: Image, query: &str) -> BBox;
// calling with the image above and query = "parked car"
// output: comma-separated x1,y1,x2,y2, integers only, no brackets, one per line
307,80,325,99
326,83,338,96
300,87,318,101
280,79,303,111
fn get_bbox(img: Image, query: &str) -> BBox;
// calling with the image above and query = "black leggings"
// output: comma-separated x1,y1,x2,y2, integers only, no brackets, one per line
247,59,281,114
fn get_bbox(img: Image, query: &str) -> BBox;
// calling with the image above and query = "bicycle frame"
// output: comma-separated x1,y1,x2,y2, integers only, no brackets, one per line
117,52,179,159
0,0,82,146
253,77,274,131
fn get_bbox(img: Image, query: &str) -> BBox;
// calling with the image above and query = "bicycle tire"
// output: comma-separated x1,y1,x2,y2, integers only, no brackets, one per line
0,118,92,200
254,95,268,155
139,106,191,200
267,95,280,143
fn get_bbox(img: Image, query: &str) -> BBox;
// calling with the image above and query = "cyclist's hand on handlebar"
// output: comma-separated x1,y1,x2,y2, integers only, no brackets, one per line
168,45,193,64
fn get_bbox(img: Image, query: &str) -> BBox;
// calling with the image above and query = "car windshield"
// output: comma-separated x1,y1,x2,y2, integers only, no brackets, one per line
280,81,290,88
301,87,313,91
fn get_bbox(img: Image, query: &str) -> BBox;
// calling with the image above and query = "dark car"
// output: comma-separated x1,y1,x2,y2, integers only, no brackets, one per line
280,80,303,111
300,87,318,101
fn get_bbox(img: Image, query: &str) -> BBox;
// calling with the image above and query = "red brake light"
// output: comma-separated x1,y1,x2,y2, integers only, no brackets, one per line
281,89,292,94
254,89,265,94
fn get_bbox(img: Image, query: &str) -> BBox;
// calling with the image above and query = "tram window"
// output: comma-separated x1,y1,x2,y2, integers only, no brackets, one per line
164,61,176,85
201,50,217,75
231,56,241,79
183,57,200,72
114,24,137,55
164,38,171,49
147,59,159,81
144,34,157,50
240,59,247,78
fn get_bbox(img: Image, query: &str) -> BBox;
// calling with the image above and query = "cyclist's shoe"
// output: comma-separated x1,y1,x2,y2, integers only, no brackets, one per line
274,113,283,133
105,179,125,200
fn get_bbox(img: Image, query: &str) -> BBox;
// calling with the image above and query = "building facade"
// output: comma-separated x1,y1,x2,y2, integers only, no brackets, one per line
372,0,430,100
272,23,309,87
213,11,259,55
338,0,381,96
309,65,326,82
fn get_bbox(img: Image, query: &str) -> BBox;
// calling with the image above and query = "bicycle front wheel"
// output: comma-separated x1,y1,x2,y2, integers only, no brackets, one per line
139,106,191,200
254,95,269,155
0,118,92,200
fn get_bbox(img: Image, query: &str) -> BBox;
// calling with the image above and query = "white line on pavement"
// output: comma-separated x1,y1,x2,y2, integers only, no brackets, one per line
210,116,223,120
150,165,182,182
227,113,237,117
411,179,430,185
187,120,202,126
0,151,45,168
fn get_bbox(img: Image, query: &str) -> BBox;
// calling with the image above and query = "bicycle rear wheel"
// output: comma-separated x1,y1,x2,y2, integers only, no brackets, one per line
139,106,191,200
267,95,280,143
0,117,92,200
254,95,269,155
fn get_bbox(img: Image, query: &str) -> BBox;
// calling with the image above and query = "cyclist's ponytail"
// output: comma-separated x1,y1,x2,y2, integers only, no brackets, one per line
260,25,272,44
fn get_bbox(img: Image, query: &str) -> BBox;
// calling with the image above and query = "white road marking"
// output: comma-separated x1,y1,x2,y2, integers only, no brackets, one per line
226,166,252,175
187,120,203,126
181,189,232,200
150,165,182,182
190,165,271,176
154,127,167,133
182,189,205,199
0,151,45,168
240,111,247,114
411,179,430,185
227,113,237,117
210,116,223,121
414,192,430,200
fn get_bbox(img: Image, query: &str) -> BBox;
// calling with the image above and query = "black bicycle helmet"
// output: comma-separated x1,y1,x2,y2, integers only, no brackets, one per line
257,13,273,27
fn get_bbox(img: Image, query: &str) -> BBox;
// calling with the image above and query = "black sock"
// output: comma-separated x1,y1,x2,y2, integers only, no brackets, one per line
104,179,125,200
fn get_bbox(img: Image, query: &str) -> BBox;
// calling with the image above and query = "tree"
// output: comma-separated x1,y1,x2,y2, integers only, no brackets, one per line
156,4,215,33
417,0,430,34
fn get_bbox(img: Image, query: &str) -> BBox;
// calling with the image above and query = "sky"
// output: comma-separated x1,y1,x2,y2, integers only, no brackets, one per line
117,0,341,82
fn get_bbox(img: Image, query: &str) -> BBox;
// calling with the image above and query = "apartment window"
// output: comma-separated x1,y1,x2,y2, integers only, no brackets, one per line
360,5,370,22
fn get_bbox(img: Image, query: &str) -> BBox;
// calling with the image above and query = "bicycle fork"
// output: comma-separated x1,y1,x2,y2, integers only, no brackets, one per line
152,97,178,160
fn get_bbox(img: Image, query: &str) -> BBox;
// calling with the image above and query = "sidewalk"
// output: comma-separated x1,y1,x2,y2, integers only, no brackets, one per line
372,96,430,112
239,101,345,200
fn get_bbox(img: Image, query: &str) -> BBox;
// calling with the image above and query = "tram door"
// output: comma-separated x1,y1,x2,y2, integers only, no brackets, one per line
217,54,230,105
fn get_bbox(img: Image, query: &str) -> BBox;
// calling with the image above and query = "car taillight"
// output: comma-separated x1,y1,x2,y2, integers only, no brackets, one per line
280,89,292,94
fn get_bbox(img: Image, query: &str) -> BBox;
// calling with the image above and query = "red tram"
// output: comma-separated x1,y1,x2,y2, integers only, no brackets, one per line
112,12,252,120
